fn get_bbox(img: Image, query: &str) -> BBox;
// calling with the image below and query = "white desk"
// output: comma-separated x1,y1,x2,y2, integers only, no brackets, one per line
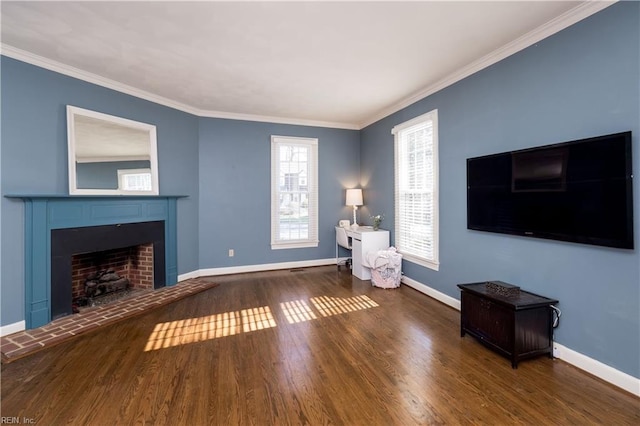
346,227,390,280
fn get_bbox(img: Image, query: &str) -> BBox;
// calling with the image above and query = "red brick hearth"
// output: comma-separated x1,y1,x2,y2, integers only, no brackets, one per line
1,277,219,363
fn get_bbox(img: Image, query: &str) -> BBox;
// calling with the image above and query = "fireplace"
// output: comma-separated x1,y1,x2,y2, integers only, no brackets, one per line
71,243,154,309
51,221,165,320
7,195,183,329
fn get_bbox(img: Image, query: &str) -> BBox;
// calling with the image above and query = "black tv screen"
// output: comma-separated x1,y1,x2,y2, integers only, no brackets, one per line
467,131,633,249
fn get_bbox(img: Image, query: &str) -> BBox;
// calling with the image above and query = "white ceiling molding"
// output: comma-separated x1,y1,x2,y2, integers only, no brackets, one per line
197,108,360,130
359,0,617,129
0,44,200,116
1,1,615,131
0,44,360,130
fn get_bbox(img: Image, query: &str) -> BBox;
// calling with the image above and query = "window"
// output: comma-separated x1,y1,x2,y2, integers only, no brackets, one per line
392,110,439,270
117,168,153,192
271,136,318,249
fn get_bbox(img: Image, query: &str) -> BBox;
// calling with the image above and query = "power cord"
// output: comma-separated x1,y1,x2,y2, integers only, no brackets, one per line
551,305,562,328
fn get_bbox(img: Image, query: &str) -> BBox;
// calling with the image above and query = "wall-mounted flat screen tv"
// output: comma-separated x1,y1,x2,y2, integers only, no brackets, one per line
467,131,633,249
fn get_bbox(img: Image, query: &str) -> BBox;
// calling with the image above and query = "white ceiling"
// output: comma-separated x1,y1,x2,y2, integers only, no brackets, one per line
0,1,613,129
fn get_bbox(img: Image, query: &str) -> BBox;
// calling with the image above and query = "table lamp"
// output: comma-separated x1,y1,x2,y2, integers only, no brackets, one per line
346,188,363,226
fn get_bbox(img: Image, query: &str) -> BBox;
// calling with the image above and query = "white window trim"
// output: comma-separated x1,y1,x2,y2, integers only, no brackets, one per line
392,109,440,271
271,135,319,250
116,168,154,194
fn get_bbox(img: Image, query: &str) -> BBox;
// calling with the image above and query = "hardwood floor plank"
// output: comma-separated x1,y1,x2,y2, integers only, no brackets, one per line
1,266,638,425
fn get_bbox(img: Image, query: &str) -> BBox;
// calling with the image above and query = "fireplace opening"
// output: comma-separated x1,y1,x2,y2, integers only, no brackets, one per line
51,221,166,320
71,244,155,312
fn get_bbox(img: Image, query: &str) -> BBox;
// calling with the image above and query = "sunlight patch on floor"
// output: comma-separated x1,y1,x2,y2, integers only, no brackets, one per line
281,299,318,324
144,306,276,351
310,294,379,317
242,306,278,332
145,294,380,350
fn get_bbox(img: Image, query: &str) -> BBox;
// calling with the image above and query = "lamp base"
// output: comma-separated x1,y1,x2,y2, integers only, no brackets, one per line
352,206,358,227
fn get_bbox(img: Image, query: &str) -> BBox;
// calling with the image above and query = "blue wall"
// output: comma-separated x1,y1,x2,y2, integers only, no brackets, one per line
1,56,200,326
361,2,639,377
198,118,360,268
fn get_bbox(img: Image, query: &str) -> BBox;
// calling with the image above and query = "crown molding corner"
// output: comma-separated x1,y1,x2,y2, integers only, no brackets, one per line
358,0,618,129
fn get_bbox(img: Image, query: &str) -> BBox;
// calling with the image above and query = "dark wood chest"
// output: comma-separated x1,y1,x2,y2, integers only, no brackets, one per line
458,282,558,368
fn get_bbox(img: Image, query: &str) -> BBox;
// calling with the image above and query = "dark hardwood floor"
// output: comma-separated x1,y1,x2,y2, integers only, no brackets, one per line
1,266,638,425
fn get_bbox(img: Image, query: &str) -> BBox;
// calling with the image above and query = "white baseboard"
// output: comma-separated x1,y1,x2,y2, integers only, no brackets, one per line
401,275,461,310
552,342,640,397
177,270,201,282
178,258,337,280
400,275,639,397
1,320,25,337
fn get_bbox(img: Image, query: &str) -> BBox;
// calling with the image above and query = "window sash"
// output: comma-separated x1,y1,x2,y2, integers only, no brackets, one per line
271,136,319,249
117,168,153,192
393,110,439,270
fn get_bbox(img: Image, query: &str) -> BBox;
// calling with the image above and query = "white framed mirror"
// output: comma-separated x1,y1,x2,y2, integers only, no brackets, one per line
67,105,159,195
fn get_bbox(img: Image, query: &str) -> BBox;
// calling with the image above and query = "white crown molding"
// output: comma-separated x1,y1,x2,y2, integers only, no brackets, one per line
0,44,201,115
0,1,617,131
0,44,360,130
358,0,618,129
197,108,360,130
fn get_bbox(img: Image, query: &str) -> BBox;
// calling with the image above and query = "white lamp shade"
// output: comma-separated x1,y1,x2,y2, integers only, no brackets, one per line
346,188,363,206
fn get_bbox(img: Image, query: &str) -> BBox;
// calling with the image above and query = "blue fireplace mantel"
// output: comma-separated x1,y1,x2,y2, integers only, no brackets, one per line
5,194,186,329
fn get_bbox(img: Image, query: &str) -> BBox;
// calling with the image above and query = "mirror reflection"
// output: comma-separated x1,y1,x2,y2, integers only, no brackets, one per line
67,106,159,195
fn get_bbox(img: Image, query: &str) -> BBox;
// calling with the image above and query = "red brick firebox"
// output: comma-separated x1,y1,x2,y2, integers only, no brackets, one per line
71,243,154,302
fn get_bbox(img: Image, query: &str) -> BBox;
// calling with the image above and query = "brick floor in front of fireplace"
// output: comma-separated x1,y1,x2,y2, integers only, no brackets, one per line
0,277,219,363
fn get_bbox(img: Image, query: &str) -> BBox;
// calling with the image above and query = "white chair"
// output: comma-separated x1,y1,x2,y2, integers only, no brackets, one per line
335,226,352,270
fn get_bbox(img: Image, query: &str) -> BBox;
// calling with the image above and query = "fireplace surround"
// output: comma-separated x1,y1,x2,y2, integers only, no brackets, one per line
6,195,184,329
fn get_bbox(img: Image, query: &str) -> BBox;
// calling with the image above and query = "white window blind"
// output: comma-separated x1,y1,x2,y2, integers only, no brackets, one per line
271,136,319,249
392,110,439,270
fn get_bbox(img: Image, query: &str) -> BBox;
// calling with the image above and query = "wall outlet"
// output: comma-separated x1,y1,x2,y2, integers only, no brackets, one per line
228,249,234,257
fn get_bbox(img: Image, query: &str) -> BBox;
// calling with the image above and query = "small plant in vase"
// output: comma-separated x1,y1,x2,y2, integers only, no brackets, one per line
371,214,384,231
